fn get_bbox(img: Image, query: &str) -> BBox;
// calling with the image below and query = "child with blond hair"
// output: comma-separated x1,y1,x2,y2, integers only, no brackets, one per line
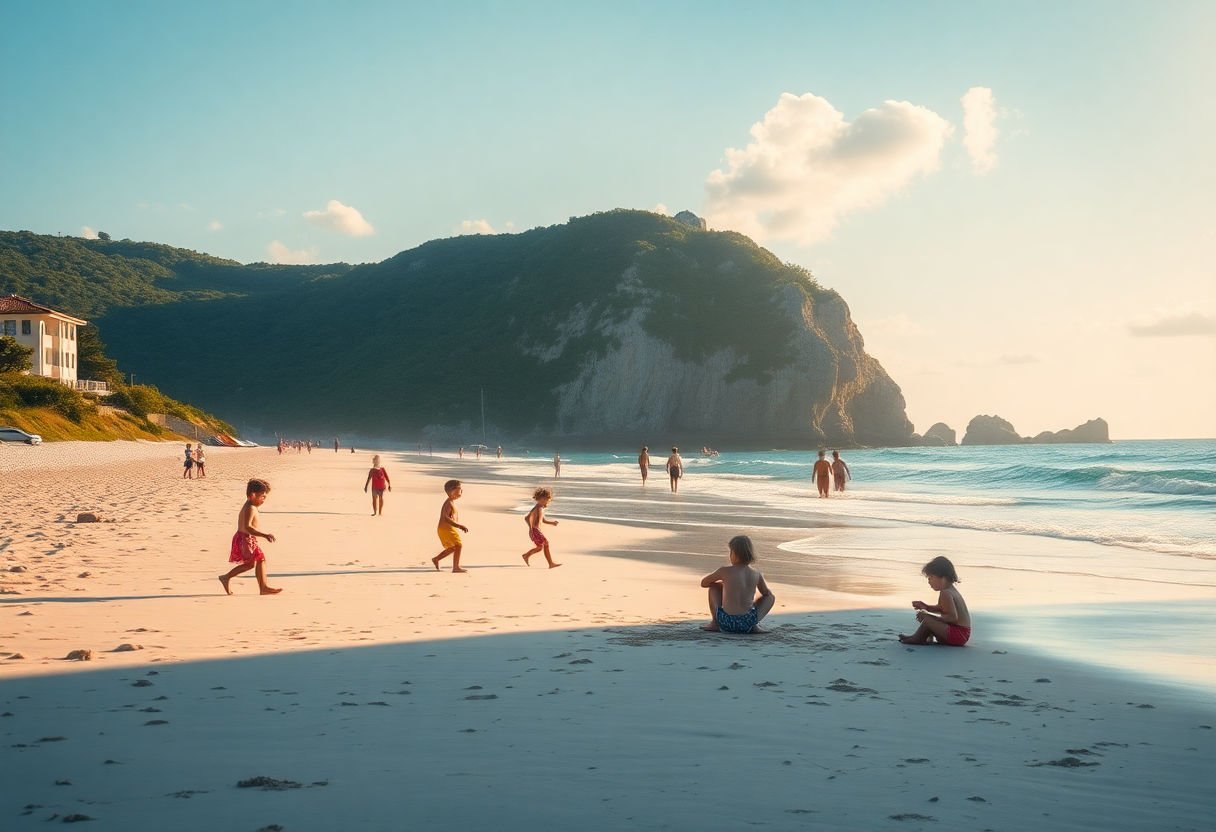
522,487,561,568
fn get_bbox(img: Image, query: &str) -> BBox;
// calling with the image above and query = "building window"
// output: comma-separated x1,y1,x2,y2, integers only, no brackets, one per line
46,348,52,364
21,320,31,335
2,320,14,336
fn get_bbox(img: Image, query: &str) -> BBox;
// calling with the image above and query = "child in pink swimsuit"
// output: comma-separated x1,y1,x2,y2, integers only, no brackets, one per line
899,556,971,646
522,487,561,568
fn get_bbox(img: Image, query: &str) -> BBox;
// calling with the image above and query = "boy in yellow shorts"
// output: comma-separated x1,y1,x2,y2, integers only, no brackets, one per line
431,479,469,573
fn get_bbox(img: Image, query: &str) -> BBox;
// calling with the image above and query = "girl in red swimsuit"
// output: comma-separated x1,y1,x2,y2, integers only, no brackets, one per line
363,454,392,516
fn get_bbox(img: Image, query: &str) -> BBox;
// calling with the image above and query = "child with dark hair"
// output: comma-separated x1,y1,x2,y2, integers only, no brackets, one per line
220,478,280,595
432,479,469,573
522,487,561,568
699,535,776,634
899,556,971,645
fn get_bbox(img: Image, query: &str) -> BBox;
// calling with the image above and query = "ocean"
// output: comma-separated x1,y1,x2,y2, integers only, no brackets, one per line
511,439,1216,561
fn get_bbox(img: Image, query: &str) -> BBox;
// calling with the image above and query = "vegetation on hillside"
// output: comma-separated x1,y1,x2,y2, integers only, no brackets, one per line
2,210,887,442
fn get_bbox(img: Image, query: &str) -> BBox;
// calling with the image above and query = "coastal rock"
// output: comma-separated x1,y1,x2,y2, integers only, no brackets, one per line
961,415,1023,446
75,512,101,523
65,649,93,661
963,415,1111,445
919,422,957,446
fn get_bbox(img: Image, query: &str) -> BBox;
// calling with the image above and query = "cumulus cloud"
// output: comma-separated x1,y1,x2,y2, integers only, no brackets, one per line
304,199,375,236
1128,311,1216,337
704,92,954,245
458,219,496,235
208,220,223,231
961,86,999,174
266,240,318,265
651,203,670,216
81,226,98,239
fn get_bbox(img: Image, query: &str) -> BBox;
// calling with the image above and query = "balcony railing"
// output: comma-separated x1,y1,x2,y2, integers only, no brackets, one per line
71,379,111,394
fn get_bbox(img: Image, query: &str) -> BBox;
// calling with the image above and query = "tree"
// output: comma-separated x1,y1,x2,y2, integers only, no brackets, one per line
76,325,123,385
98,231,111,241
0,335,33,373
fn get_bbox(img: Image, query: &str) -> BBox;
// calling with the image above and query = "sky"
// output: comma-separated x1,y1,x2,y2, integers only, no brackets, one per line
3,1,1213,439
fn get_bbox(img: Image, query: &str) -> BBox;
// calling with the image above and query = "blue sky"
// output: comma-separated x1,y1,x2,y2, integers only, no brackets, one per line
3,1,1213,438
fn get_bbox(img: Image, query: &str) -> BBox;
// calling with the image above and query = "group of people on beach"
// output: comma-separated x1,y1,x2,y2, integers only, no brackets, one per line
811,449,850,497
220,446,971,648
181,443,206,479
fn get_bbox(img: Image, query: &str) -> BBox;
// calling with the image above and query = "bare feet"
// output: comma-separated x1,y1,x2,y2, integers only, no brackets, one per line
522,553,532,565
260,587,283,595
431,557,441,571
548,562,562,569
749,626,768,634
898,634,923,644
219,575,232,595
701,622,720,632
451,567,467,574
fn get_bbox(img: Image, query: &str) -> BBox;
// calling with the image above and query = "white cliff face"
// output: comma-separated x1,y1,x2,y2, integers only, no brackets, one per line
541,269,901,442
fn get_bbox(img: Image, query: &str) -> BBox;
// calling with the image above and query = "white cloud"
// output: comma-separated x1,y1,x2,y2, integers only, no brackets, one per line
652,203,670,216
81,226,98,239
458,219,496,235
208,220,223,231
704,92,953,246
304,199,375,236
961,86,999,174
266,240,318,265
1128,311,1216,337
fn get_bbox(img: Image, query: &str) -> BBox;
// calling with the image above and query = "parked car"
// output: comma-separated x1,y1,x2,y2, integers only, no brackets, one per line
0,427,43,445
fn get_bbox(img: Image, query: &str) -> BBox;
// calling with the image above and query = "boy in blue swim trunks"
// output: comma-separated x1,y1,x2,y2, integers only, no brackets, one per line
700,535,776,634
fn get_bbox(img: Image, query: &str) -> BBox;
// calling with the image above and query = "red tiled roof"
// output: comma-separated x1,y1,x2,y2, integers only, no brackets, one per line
0,295,88,322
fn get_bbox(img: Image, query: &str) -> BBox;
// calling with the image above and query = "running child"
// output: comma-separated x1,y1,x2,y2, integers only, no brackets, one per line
363,454,392,516
522,487,561,568
899,556,971,645
699,535,776,634
219,478,281,595
432,479,469,573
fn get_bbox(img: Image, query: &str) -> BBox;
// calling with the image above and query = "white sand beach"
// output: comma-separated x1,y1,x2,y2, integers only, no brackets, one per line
1,443,1213,830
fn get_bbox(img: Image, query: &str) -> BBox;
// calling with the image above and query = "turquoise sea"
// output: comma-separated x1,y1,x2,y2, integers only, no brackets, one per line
518,439,1216,561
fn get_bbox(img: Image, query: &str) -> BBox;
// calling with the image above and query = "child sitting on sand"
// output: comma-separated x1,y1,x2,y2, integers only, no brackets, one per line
700,535,776,634
363,454,391,516
899,556,971,646
432,479,469,573
522,487,561,568
219,478,281,595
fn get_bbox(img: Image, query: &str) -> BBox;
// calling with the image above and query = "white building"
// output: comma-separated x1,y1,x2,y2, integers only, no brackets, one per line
0,294,88,386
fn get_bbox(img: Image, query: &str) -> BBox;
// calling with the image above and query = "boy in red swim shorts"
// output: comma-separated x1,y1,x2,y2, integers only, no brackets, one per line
522,487,561,569
898,556,971,646
219,478,281,595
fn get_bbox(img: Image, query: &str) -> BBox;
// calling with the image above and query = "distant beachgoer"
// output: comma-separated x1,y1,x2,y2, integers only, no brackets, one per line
553,453,561,478
831,450,850,492
431,479,468,573
666,447,684,493
522,487,561,568
194,444,207,478
219,478,281,595
699,535,775,634
277,439,284,455
183,443,194,479
459,446,464,459
638,445,650,484
899,556,971,646
496,446,503,460
363,454,391,516
333,438,339,453
812,450,832,498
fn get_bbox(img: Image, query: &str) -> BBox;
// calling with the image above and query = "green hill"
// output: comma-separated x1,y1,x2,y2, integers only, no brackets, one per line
2,212,914,447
